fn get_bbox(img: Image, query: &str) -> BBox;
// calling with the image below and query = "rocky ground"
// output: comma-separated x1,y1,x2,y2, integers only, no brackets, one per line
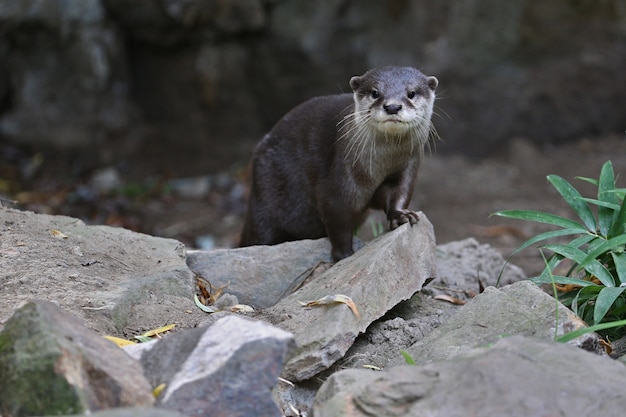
1,203,623,417
2,133,626,416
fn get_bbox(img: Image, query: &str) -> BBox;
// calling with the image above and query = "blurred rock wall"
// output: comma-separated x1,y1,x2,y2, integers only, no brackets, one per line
0,0,625,176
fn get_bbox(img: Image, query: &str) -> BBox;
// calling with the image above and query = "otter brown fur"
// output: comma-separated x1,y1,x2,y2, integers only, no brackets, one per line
239,66,438,261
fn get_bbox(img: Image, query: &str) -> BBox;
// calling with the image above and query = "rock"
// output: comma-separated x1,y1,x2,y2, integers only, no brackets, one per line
433,237,526,297
260,213,436,381
272,238,527,415
391,280,602,367
89,167,123,194
0,207,208,335
186,238,362,309
0,300,154,416
313,336,626,417
137,315,294,417
322,238,527,371
59,408,186,417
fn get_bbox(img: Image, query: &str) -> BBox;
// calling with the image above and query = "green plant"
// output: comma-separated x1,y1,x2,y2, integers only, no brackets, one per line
493,160,626,339
400,349,416,365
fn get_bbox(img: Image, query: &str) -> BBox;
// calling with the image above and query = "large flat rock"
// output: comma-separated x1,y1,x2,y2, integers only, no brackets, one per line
0,207,207,335
261,213,437,381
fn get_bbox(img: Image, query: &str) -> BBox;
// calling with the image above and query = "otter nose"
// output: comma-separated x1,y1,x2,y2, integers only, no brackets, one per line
383,103,402,115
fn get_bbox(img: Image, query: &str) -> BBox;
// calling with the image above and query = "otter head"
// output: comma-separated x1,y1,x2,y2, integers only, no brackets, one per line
349,66,438,137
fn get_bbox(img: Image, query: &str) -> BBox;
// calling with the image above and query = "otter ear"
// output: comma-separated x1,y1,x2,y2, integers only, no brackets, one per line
427,76,438,91
349,76,361,92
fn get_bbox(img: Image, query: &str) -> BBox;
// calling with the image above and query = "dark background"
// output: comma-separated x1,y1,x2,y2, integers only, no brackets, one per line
1,0,625,273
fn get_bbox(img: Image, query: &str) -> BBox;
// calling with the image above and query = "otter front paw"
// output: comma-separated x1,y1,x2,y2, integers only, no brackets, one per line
388,209,420,229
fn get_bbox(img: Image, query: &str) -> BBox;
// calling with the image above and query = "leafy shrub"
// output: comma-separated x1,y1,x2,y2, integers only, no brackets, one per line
493,161,626,339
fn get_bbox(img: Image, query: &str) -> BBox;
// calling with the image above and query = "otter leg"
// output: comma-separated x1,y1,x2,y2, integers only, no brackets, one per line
327,227,355,262
319,201,356,262
371,167,420,230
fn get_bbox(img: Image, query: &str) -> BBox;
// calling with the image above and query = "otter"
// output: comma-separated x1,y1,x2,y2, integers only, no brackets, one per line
239,66,438,262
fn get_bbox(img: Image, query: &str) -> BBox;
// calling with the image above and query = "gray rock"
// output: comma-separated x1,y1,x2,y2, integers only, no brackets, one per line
273,238,526,415
433,237,526,299
58,408,186,417
339,238,527,370
392,280,602,367
139,315,294,417
0,300,154,416
313,336,626,417
260,213,436,381
186,238,362,309
0,207,208,335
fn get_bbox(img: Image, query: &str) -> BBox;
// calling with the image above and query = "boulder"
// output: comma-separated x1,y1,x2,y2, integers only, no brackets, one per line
0,300,154,416
0,207,207,336
186,238,362,308
313,336,626,417
391,280,602,367
260,213,437,381
319,236,528,373
433,237,527,296
137,315,294,417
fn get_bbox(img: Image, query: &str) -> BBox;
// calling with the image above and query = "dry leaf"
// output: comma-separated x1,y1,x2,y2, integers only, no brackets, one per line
299,294,360,319
230,304,255,313
600,338,612,355
142,323,175,338
195,274,230,305
103,335,137,347
434,294,466,305
277,377,294,387
50,229,68,239
153,383,167,398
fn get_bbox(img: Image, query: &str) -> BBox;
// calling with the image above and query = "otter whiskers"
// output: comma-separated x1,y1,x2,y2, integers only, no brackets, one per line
337,108,433,177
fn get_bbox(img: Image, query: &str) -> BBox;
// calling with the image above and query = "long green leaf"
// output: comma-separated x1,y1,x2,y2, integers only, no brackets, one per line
543,244,615,287
568,234,596,249
575,176,599,186
556,318,626,343
578,197,620,211
594,286,626,324
497,229,587,286
598,161,616,237
573,285,604,317
492,210,585,230
611,252,626,286
530,276,600,288
579,235,626,269
512,228,590,254
609,198,626,238
548,174,597,232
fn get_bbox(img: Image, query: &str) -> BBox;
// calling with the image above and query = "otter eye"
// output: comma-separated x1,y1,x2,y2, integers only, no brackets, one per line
407,91,416,99
370,90,379,99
